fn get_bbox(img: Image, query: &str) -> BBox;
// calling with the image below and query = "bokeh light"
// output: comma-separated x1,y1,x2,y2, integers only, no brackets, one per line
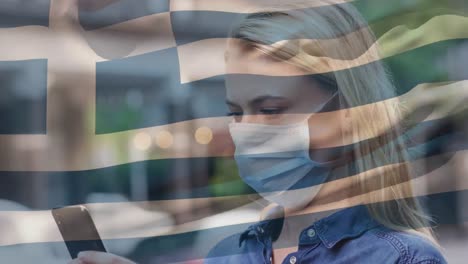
133,132,152,151
195,126,213,145
155,130,174,149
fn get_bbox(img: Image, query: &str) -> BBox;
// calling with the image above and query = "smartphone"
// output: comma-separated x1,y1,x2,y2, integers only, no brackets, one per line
52,205,107,259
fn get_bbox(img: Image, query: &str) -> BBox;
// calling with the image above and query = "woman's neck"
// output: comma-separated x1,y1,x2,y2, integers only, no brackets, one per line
260,181,363,248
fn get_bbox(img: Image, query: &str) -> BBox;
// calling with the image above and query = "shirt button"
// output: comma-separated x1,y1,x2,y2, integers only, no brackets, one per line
289,256,297,264
307,228,316,238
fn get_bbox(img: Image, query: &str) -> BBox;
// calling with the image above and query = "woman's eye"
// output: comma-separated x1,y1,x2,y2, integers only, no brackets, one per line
259,108,283,115
227,112,243,116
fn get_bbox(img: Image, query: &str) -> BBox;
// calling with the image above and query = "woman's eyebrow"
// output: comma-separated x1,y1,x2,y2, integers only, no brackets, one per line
225,96,289,107
225,99,240,107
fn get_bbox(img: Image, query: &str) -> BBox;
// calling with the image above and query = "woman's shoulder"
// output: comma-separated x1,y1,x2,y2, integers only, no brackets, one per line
368,226,447,264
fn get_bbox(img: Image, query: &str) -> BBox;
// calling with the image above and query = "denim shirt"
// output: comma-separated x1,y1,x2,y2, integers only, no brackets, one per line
204,205,446,264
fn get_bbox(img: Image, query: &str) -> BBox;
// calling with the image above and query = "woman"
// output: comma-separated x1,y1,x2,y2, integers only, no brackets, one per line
71,1,447,263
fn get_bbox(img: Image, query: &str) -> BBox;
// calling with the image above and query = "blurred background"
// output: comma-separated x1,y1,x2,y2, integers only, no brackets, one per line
0,0,467,263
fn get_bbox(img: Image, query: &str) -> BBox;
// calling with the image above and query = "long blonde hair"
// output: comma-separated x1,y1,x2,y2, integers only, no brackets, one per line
229,0,436,242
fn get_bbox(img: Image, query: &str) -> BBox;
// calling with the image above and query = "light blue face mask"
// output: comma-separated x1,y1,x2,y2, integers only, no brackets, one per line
229,121,331,198
244,153,330,192
228,93,337,207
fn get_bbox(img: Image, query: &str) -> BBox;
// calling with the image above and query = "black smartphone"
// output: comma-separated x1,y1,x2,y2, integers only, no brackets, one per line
52,205,107,259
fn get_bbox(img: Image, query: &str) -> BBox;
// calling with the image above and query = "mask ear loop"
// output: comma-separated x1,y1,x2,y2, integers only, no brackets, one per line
315,90,340,114
312,90,356,169
305,90,346,169
303,90,339,132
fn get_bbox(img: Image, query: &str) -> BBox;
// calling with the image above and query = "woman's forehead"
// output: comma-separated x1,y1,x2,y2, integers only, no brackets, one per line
224,40,335,104
225,39,307,76
225,74,331,104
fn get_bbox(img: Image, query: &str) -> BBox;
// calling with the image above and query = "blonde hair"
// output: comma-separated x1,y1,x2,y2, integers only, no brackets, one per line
229,0,437,242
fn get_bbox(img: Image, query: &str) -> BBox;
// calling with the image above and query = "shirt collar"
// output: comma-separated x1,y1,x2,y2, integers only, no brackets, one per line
307,204,381,248
239,217,284,247
239,205,380,249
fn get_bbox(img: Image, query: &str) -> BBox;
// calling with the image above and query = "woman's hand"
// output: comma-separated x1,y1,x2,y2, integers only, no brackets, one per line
68,251,136,264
